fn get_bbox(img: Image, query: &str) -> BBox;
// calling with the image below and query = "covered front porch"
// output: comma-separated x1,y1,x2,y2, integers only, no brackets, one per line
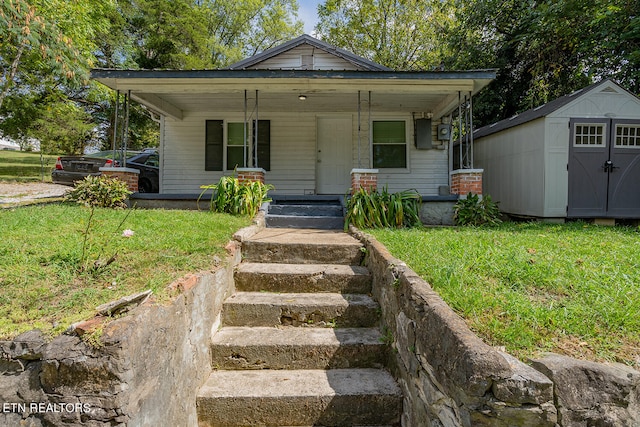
92,69,495,197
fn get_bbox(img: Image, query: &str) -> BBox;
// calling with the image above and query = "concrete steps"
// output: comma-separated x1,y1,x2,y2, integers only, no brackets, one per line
197,228,401,426
265,196,345,230
241,228,363,265
197,369,401,427
235,263,371,293
211,327,386,370
223,292,380,327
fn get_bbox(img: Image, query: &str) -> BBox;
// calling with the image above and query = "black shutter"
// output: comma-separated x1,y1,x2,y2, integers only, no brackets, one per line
254,120,270,171
205,120,223,171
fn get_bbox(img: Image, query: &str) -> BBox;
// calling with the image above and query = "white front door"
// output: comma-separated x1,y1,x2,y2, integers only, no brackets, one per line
317,116,353,194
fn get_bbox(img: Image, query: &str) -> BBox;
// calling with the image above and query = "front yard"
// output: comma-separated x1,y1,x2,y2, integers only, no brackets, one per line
0,150,59,182
3,201,638,369
371,222,640,367
0,204,250,339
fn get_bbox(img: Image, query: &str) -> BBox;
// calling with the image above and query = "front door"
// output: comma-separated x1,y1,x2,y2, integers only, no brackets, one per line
568,118,640,218
316,116,352,194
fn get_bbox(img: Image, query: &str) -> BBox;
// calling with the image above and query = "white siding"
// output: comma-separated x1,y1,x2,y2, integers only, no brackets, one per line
474,119,546,217
543,118,570,216
161,110,448,196
161,111,316,195
249,46,364,71
374,114,449,194
550,82,640,120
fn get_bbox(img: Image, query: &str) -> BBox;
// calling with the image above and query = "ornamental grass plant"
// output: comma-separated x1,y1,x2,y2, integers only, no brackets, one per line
345,187,422,229
199,175,273,217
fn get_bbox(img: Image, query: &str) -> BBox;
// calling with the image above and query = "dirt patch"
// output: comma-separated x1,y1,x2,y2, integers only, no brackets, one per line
0,182,69,205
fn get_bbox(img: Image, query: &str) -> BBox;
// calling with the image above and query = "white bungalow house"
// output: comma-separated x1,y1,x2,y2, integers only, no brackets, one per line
92,35,494,222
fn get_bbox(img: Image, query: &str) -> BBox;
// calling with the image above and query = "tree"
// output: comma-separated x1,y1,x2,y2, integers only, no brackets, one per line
0,0,116,152
31,96,95,155
316,0,454,70
446,0,640,126
0,0,96,110
127,0,303,69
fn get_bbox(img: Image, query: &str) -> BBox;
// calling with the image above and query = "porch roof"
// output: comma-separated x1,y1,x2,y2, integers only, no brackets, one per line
91,68,496,121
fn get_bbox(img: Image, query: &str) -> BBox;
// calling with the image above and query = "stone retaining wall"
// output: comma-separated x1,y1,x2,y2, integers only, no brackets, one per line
351,227,640,427
0,236,246,427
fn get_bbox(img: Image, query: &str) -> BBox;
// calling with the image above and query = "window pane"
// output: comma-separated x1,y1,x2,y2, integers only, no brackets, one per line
373,145,406,168
373,121,405,144
615,125,640,148
228,122,245,146
227,147,244,170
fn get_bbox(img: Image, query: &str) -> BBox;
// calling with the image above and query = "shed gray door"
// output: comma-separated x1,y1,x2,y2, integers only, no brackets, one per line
568,118,640,218
608,120,640,217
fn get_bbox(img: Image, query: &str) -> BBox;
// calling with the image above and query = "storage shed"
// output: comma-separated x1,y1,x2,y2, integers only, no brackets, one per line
473,80,640,220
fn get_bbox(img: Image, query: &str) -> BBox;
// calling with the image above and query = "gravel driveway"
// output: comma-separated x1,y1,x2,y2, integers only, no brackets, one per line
0,182,70,205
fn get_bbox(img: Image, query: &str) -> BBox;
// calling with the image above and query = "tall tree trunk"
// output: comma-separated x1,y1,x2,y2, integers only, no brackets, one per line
0,41,26,111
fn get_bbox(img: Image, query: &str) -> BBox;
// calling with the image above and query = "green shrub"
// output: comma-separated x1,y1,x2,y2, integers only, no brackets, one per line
453,193,501,226
65,175,131,209
199,176,273,217
345,187,422,229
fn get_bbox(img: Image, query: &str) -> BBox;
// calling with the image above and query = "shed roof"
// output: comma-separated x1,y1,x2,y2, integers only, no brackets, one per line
473,79,637,139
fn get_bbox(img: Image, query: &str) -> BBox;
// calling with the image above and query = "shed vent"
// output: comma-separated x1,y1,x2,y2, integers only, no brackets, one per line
600,87,619,94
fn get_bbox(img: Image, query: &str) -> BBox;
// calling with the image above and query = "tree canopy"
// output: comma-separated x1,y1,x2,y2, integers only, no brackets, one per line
316,0,640,126
1,0,638,152
0,0,302,153
316,0,454,70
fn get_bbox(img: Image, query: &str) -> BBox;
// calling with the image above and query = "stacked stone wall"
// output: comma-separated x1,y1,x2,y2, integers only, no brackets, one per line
0,231,249,426
351,227,640,427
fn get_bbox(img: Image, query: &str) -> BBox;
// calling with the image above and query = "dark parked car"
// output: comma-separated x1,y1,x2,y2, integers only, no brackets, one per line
52,151,141,186
126,151,159,193
52,150,160,192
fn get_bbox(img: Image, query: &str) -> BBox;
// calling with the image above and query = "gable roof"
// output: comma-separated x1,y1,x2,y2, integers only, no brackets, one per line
225,34,392,72
473,79,637,139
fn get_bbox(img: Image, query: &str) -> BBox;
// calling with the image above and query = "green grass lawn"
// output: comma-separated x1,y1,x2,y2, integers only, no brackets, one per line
371,222,640,367
0,150,59,182
0,204,250,339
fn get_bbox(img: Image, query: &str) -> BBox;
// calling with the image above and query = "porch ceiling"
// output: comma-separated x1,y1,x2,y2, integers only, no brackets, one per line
92,69,496,120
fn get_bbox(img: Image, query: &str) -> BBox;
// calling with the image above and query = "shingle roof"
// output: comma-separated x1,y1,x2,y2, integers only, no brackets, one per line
473,79,618,139
225,34,392,72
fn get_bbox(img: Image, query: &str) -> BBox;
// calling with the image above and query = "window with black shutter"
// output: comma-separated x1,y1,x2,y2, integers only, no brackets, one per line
253,120,270,171
205,120,223,171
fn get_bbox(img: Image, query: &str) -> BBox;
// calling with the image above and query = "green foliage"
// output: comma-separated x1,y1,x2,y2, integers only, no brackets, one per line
345,187,422,229
371,223,640,365
316,0,453,70
128,0,302,69
0,150,58,182
446,0,640,126
65,175,132,209
453,193,501,226
0,205,250,338
0,0,97,109
199,176,273,217
31,97,95,155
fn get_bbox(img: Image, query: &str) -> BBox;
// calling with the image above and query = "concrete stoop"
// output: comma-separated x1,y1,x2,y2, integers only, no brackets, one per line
241,228,363,265
197,228,402,427
265,196,345,230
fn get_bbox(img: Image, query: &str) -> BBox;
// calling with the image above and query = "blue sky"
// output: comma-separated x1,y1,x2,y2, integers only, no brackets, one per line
298,0,323,35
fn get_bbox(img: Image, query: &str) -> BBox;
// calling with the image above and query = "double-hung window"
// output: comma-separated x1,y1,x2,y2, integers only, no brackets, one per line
372,120,407,169
205,120,270,171
226,122,246,170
